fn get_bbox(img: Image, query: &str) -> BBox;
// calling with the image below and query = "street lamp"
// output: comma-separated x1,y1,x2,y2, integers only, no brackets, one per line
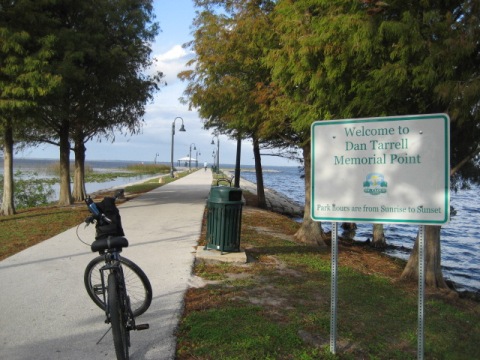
170,117,186,177
211,135,220,174
189,143,196,171
196,150,201,168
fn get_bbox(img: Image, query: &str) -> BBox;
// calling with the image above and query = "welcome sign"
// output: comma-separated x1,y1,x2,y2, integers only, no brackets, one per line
311,114,450,224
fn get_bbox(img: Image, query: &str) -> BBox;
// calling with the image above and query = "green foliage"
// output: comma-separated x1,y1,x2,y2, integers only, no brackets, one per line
182,1,282,143
0,171,55,209
0,11,61,112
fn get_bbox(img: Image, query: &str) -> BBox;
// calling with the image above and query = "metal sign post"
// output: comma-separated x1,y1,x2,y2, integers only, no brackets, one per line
330,222,338,354
418,225,426,360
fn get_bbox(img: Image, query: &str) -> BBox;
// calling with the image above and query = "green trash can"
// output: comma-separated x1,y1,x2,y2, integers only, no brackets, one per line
205,186,243,253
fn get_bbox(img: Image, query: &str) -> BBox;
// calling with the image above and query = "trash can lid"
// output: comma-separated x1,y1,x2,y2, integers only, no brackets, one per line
209,186,243,203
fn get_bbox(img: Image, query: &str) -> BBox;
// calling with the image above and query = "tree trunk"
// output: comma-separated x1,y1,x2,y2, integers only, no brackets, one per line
72,138,87,202
58,120,72,205
400,225,448,288
252,136,266,209
294,143,328,247
234,135,241,188
1,119,16,215
371,223,386,248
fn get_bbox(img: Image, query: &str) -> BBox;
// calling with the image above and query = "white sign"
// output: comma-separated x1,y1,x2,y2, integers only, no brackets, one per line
311,114,450,224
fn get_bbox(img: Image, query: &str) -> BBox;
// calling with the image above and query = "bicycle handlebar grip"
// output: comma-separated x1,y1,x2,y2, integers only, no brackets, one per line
85,197,101,217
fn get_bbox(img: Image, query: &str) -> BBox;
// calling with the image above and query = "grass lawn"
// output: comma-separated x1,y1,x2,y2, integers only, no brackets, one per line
1,171,478,359
176,193,480,360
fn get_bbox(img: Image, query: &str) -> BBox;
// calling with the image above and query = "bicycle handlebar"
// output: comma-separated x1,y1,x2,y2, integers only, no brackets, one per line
84,189,124,226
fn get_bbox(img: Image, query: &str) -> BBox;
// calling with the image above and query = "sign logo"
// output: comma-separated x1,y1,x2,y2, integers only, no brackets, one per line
363,173,387,195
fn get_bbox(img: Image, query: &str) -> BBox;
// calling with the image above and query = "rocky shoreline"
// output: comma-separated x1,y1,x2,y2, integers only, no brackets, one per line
222,170,304,218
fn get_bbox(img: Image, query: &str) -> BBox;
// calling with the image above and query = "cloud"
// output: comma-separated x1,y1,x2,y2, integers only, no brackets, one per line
152,45,194,85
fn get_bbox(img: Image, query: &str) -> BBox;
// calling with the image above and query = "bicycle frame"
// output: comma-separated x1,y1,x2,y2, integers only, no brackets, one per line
96,251,132,326
81,190,150,359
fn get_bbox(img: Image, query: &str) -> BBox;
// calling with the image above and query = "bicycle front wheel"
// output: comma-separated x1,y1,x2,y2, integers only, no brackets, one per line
108,272,129,360
84,256,152,317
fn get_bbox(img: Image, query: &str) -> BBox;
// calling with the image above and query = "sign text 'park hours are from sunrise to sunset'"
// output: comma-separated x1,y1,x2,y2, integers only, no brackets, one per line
311,114,450,225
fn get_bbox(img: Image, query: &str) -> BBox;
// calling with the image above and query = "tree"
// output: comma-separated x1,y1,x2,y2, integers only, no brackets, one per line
359,0,480,288
401,225,448,288
267,0,480,287
180,0,281,209
68,0,162,201
265,0,371,245
0,0,61,215
26,0,161,204
372,224,386,248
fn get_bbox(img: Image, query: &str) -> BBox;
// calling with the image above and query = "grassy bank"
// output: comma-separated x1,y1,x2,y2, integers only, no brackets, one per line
1,171,478,359
176,194,480,359
0,171,189,261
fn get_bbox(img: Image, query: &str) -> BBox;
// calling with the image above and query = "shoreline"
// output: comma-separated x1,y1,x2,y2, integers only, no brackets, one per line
222,170,480,299
222,170,303,218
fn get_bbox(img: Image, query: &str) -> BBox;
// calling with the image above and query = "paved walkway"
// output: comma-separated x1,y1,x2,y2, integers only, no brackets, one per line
0,169,212,360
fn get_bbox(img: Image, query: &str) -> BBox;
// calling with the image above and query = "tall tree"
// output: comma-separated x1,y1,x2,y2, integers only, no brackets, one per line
267,0,480,287
0,0,61,215
27,0,161,205
68,0,162,201
265,0,371,245
180,0,280,209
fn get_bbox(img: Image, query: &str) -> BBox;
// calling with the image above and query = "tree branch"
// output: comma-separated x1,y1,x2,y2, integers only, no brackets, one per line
450,144,480,176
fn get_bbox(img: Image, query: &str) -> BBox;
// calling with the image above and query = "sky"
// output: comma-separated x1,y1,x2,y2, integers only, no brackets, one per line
18,0,299,167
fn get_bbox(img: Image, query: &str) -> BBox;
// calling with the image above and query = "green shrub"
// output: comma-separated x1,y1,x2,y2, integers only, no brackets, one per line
0,171,55,209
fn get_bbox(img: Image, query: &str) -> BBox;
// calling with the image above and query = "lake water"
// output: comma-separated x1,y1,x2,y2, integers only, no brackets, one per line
1,159,479,294
240,165,480,295
0,158,168,197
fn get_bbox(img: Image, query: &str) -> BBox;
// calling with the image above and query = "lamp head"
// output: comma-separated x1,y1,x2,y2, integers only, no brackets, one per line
211,139,214,145
179,124,186,132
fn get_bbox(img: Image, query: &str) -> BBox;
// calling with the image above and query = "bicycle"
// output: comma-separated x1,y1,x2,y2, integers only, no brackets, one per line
78,189,152,360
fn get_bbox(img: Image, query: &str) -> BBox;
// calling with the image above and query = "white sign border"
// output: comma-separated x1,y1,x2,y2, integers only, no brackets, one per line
311,114,450,225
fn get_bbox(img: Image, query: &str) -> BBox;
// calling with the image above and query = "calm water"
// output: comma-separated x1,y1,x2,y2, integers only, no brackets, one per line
0,158,165,198
1,159,479,293
240,165,480,294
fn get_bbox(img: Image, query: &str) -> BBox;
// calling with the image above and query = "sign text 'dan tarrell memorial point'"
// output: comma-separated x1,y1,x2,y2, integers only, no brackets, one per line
311,114,450,225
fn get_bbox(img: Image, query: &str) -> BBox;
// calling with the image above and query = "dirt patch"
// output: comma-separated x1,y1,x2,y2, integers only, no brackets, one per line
247,225,296,242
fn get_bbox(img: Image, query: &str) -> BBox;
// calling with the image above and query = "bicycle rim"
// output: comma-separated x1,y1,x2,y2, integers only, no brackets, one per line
84,255,152,317
108,272,129,360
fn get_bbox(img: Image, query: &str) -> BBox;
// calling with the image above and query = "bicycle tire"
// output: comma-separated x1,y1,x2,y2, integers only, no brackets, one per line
84,256,152,317
108,272,129,360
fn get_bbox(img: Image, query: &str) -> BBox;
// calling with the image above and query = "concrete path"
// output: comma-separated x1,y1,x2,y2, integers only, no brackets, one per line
0,169,212,360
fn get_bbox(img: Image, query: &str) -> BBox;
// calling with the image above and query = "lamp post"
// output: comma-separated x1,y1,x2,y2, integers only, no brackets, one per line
211,135,220,174
189,143,196,171
170,117,186,177
196,150,201,168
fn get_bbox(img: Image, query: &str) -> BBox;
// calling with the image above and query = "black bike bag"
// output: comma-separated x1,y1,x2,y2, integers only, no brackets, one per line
94,197,125,240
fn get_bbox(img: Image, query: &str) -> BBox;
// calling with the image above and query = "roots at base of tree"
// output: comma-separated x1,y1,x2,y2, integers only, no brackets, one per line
398,271,450,290
293,221,328,247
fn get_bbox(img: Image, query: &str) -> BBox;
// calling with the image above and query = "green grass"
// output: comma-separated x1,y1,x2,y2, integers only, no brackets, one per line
0,206,89,261
178,305,320,359
1,170,478,359
177,207,480,360
0,170,191,260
